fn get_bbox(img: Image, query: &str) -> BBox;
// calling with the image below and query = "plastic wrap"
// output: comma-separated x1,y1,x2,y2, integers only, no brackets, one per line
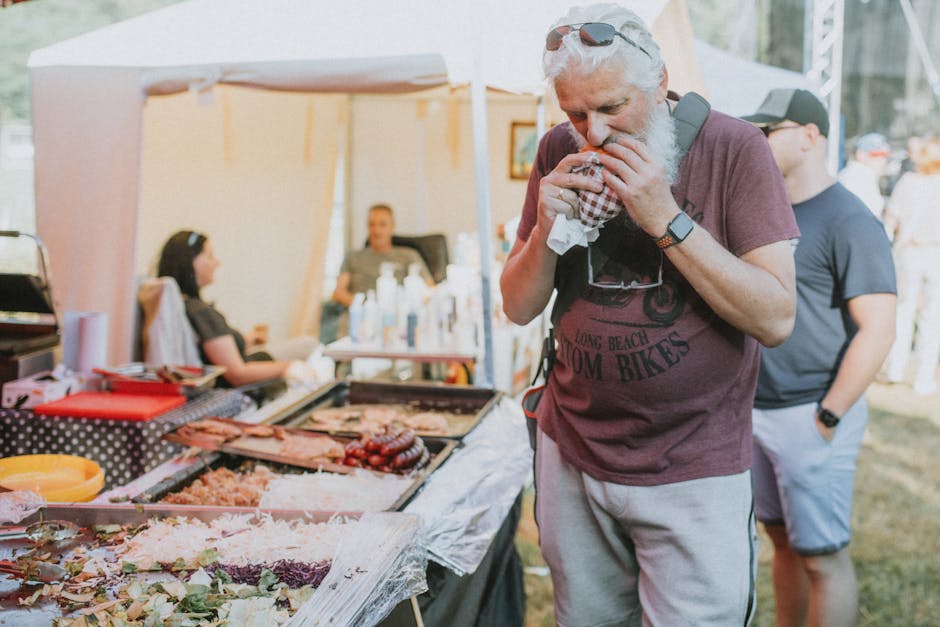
0,490,45,524
405,398,532,575
287,512,428,626
1,506,426,627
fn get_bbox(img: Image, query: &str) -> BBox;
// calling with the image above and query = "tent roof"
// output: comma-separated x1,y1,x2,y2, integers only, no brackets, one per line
694,39,819,117
27,0,667,96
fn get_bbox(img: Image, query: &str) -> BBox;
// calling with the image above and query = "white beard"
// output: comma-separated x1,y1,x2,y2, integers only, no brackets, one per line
642,103,680,185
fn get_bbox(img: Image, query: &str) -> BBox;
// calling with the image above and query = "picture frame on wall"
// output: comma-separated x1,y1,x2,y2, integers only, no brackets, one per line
509,121,539,180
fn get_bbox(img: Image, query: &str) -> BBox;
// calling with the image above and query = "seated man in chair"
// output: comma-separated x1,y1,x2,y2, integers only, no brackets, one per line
331,204,435,309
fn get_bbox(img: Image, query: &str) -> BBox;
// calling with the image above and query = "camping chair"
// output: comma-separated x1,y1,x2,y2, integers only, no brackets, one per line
362,233,450,284
390,233,450,284
136,277,202,366
137,277,287,404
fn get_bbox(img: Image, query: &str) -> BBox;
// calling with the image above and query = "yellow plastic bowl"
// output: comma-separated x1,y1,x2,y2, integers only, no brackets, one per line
0,454,105,502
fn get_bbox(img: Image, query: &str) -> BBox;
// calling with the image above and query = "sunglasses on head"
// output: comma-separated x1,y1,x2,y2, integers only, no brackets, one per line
546,22,651,59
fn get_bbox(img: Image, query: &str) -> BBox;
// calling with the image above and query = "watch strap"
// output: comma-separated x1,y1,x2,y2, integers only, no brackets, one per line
655,233,677,250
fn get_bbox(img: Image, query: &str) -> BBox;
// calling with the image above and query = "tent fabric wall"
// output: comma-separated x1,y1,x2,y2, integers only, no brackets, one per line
652,0,707,97
347,90,550,249
32,67,144,365
137,88,344,342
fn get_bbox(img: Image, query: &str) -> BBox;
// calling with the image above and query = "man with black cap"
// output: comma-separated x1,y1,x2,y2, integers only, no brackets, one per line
744,88,897,627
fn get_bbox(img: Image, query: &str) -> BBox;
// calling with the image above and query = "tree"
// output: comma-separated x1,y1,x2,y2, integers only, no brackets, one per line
0,0,183,120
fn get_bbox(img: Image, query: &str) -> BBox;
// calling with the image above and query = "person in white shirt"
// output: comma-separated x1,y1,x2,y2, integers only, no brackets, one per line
882,137,940,395
838,132,890,220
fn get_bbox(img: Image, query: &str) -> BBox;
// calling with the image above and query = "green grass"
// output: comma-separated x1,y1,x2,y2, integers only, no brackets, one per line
515,383,940,626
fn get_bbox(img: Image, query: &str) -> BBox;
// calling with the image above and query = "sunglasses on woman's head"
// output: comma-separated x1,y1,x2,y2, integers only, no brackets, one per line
546,22,651,59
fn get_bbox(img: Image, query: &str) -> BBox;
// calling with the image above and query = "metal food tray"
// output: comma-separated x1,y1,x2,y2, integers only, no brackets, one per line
162,418,357,474
1,502,351,532
281,379,503,439
0,504,356,626
0,504,424,627
99,363,227,398
130,436,458,512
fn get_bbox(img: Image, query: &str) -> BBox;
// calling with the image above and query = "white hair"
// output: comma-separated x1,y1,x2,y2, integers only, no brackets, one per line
542,3,665,95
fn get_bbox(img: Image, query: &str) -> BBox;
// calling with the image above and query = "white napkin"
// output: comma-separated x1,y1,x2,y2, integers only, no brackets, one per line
545,149,625,255
547,213,601,255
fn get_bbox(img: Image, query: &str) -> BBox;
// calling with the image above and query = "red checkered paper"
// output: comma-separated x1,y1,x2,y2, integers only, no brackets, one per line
573,147,624,227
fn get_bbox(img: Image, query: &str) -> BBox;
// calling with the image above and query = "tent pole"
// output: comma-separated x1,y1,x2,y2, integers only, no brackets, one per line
471,52,495,389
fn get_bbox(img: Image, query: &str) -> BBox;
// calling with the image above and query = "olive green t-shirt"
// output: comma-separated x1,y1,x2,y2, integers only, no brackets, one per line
340,247,432,295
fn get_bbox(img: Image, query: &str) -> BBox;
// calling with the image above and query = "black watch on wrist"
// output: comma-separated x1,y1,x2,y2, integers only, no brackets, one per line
816,404,840,428
655,211,695,249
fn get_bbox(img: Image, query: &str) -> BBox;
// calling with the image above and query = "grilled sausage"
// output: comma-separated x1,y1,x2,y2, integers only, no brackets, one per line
368,454,390,468
379,429,416,457
364,429,400,453
392,437,427,469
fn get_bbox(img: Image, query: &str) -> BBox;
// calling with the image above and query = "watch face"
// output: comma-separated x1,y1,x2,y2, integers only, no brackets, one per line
668,212,695,241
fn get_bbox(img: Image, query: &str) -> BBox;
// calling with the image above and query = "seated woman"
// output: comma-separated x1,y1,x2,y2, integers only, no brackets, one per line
157,230,317,387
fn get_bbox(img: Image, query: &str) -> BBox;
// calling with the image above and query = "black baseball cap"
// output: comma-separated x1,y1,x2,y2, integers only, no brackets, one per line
742,88,829,137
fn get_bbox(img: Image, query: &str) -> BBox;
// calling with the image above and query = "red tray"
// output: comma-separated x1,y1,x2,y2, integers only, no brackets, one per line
32,391,186,421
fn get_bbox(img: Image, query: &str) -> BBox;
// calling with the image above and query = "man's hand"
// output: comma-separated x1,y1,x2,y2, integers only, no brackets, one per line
535,152,605,236
814,407,837,442
594,135,679,237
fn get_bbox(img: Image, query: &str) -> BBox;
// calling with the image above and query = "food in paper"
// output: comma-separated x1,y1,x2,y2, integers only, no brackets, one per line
573,145,625,228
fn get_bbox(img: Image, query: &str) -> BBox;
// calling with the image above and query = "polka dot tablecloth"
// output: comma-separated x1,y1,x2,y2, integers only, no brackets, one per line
0,389,250,489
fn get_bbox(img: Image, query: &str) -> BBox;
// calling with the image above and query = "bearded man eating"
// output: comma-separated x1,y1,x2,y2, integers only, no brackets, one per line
500,3,800,625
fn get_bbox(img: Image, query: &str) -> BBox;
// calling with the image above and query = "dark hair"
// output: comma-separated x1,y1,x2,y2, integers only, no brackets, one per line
157,230,207,298
368,203,394,217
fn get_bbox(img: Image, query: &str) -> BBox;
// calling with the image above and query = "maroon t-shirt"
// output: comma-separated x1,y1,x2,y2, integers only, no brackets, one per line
518,109,798,486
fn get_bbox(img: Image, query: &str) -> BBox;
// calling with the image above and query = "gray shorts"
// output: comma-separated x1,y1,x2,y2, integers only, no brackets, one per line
534,428,758,627
751,400,868,555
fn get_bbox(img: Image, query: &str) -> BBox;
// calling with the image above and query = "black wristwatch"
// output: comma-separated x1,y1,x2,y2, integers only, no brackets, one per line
816,404,840,428
655,212,695,249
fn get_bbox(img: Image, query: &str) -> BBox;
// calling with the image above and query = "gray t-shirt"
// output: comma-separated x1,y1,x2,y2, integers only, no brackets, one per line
755,182,896,408
340,246,432,295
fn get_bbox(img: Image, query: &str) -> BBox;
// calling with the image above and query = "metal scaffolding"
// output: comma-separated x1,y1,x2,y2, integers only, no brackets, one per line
899,0,940,101
804,0,845,173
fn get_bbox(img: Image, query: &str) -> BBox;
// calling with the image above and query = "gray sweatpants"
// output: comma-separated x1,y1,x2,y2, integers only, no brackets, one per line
534,428,757,627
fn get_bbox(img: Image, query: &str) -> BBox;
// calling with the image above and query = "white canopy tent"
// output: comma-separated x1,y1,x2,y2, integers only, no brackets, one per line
694,39,821,117
28,0,712,385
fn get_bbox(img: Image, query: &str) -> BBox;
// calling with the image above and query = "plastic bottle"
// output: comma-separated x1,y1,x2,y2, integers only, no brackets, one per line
406,310,418,349
376,263,398,346
348,292,365,343
376,263,398,312
403,263,428,311
362,290,379,344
